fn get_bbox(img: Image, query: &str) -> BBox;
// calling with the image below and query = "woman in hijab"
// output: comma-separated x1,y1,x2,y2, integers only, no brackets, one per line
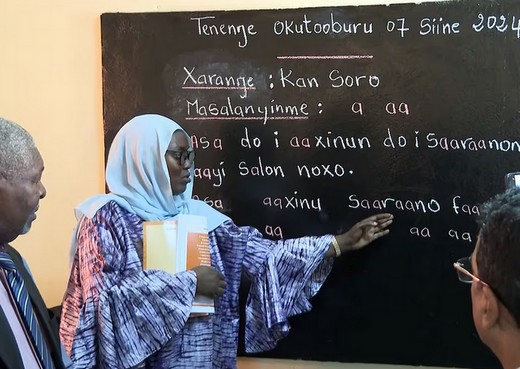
59,114,393,369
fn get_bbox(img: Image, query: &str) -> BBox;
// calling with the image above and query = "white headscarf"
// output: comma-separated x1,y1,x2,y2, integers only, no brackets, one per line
75,114,230,229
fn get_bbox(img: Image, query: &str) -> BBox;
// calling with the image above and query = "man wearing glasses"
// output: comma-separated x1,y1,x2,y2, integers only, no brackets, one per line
454,188,520,369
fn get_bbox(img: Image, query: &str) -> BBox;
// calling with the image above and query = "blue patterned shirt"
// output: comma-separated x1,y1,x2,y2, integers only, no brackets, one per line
60,201,333,369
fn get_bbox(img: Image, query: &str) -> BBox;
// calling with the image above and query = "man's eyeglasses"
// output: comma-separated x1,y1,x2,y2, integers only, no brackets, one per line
453,255,514,316
166,150,195,166
453,256,489,287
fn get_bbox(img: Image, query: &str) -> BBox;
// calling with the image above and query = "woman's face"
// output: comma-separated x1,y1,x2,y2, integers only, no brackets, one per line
165,130,193,195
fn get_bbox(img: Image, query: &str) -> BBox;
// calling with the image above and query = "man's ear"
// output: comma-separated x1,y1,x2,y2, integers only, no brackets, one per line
0,174,8,188
0,173,14,196
479,285,500,329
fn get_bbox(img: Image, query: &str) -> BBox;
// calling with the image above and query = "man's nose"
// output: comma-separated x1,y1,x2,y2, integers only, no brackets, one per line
39,181,47,199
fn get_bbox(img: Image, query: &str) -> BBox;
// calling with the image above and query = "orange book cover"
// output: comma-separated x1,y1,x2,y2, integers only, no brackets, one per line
143,214,214,314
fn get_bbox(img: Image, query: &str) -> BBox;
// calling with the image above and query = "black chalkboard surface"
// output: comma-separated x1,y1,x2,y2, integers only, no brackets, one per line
101,1,520,367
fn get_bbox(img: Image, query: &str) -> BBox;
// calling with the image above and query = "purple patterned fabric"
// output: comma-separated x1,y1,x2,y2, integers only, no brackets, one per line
60,201,333,369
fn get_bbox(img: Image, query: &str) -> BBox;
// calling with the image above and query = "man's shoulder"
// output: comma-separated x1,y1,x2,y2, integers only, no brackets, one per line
4,245,23,264
4,246,33,279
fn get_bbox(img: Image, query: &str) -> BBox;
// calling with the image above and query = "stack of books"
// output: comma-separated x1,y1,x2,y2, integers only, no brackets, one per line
143,214,214,315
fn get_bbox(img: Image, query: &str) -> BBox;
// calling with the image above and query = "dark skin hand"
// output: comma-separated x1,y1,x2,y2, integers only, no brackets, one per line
325,213,394,258
191,265,226,298
193,213,393,297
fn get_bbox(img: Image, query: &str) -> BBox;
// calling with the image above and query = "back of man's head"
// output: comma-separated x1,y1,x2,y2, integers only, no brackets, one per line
0,117,36,180
478,188,520,327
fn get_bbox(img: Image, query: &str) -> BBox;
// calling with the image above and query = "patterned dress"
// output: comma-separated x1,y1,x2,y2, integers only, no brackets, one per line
60,201,333,369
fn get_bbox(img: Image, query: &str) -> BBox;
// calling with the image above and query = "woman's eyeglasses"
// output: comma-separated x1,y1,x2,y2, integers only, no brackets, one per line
453,256,489,287
166,150,195,166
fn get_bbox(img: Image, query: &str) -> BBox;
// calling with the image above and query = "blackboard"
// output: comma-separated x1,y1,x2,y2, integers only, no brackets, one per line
100,1,520,367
